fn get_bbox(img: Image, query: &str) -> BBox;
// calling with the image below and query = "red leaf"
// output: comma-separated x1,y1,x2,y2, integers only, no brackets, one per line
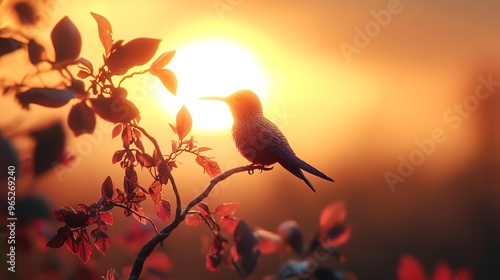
94,231,110,255
197,202,210,217
277,220,304,254
101,176,114,201
175,105,192,140
233,220,261,276
319,201,347,239
214,203,239,217
195,155,222,178
76,229,93,263
17,88,76,109
90,12,113,55
78,57,94,73
135,138,145,153
77,69,90,79
136,152,155,167
196,147,213,153
106,38,161,75
46,226,71,248
90,97,140,123
323,225,352,247
112,124,123,139
156,199,171,221
132,204,146,225
66,234,78,254
68,101,96,136
171,140,179,152
148,180,162,203
105,269,117,280
100,212,113,225
206,254,222,272
154,69,177,95
168,123,177,135
150,51,176,72
112,150,125,164
220,216,239,235
185,213,203,226
254,229,282,254
397,254,428,280
57,206,89,228
51,16,81,62
28,39,45,65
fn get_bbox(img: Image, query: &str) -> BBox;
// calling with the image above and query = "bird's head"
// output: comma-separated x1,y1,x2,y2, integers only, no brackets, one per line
200,90,263,122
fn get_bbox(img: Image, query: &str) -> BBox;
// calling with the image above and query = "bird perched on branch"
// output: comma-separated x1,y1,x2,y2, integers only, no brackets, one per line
200,90,334,192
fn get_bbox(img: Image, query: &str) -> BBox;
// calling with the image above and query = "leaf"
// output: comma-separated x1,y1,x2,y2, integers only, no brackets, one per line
233,220,260,276
131,204,146,225
76,229,93,263
101,176,114,201
112,150,125,164
17,88,76,109
51,16,81,62
31,122,66,176
112,124,123,139
94,231,110,255
90,97,140,123
14,2,37,25
156,199,171,221
0,37,23,57
214,203,239,217
196,147,213,153
136,152,155,167
319,201,346,239
90,12,113,55
254,229,282,254
106,38,161,75
105,269,117,280
154,69,177,95
184,213,202,226
196,202,210,216
175,105,192,140
323,225,352,247
46,227,71,248
397,254,427,280
100,212,113,225
150,51,176,72
195,155,222,178
220,216,239,235
277,220,304,254
206,254,222,272
168,123,177,134
28,40,45,65
78,57,94,74
68,101,96,136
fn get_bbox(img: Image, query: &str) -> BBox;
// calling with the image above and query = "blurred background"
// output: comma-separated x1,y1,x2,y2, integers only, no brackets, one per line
1,0,500,279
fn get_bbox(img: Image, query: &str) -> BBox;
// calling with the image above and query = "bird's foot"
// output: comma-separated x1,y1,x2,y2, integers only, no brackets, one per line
246,164,274,175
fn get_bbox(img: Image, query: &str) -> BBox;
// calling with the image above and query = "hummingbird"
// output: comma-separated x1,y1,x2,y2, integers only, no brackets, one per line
200,90,334,192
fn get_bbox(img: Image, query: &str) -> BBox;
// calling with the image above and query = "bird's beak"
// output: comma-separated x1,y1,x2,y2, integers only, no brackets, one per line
198,96,227,102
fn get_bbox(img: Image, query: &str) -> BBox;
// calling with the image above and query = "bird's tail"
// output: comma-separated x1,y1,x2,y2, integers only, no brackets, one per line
295,157,334,182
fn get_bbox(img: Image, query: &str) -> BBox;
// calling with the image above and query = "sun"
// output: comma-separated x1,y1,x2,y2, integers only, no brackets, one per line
156,39,268,131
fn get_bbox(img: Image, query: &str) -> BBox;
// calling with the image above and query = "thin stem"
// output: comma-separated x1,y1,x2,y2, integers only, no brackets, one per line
128,164,273,280
111,203,159,235
118,70,147,88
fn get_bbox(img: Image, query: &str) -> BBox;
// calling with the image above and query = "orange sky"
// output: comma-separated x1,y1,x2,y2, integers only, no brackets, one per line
2,0,500,279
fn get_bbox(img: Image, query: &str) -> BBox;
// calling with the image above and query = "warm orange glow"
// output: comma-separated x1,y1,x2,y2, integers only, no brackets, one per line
156,39,268,131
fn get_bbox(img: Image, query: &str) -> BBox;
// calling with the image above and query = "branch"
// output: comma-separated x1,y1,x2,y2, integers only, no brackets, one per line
128,164,273,280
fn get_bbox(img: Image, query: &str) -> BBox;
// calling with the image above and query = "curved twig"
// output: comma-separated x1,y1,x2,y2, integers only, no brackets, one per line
128,164,273,280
